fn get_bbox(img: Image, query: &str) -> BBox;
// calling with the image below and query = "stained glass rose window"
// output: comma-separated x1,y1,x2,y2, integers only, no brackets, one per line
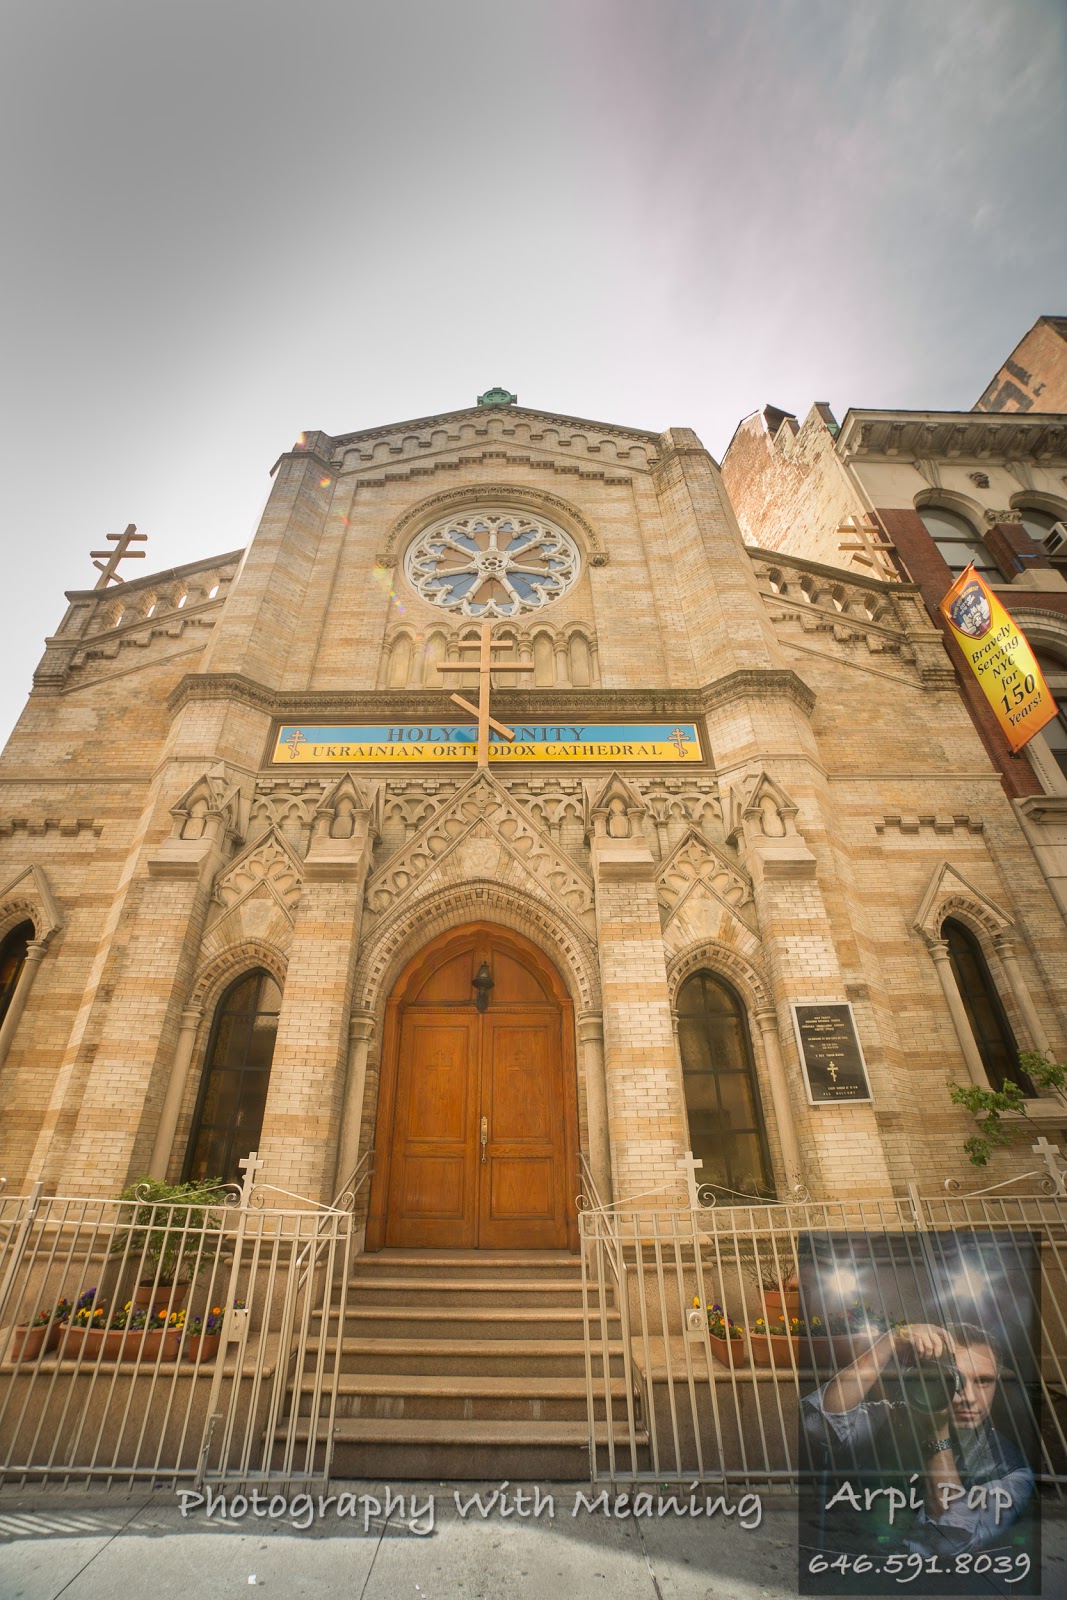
404,513,580,618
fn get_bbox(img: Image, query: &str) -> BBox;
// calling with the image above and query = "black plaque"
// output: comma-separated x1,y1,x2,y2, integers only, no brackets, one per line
791,1002,872,1104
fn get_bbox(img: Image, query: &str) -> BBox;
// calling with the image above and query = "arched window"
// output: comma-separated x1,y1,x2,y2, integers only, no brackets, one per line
942,919,1030,1094
0,920,34,1030
1033,649,1067,780
917,506,998,578
183,970,282,1183
675,970,773,1197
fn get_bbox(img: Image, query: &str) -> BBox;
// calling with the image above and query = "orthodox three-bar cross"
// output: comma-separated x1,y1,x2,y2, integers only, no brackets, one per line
435,621,532,767
90,523,147,588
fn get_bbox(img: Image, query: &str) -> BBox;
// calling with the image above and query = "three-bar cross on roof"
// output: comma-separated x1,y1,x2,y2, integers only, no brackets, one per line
435,622,532,767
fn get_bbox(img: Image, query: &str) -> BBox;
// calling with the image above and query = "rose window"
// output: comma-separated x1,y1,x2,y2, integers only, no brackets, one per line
404,513,580,617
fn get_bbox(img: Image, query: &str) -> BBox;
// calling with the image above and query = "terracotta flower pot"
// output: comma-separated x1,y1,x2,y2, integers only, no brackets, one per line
798,1336,834,1370
762,1286,800,1323
749,1333,800,1368
830,1332,880,1365
184,1333,221,1363
709,1332,746,1366
133,1282,189,1312
61,1325,181,1362
8,1322,59,1362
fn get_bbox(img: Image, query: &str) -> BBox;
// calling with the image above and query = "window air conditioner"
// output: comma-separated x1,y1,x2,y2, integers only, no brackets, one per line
1042,522,1067,555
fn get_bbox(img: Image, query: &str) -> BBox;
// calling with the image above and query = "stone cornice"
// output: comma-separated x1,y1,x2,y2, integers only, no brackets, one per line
327,404,661,451
699,669,816,717
837,408,1067,465
166,671,817,723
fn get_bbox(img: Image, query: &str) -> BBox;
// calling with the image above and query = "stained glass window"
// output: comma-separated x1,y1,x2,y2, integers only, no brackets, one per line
183,971,282,1183
405,513,580,618
676,970,774,1199
0,920,33,1031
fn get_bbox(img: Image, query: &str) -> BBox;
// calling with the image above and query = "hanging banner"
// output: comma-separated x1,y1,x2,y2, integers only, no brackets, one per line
938,566,1057,752
270,721,704,764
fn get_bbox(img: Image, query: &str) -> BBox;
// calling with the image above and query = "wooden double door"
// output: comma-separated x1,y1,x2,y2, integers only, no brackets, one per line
367,925,577,1251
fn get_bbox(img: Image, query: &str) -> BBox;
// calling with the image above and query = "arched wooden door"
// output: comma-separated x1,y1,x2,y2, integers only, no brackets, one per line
366,923,578,1251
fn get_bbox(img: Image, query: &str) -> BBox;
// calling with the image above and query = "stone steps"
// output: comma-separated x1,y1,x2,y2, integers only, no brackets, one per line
294,1372,634,1423
278,1249,638,1478
321,1306,616,1341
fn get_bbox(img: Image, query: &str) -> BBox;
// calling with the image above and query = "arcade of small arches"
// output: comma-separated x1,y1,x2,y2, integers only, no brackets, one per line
379,622,599,691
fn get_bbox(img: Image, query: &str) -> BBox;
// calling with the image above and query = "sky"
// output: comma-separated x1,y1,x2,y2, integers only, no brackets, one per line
1,0,1064,748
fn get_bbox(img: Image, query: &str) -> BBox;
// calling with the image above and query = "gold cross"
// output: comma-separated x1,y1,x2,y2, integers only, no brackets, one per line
836,516,897,581
435,622,532,767
90,523,147,588
669,727,691,758
826,1062,839,1083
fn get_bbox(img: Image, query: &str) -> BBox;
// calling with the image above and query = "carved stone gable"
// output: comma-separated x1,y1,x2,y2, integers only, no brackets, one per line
913,860,1013,945
657,829,756,930
211,827,304,921
365,770,594,919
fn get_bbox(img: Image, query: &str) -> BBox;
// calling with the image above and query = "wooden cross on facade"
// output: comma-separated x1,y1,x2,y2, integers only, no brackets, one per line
435,621,532,767
836,516,898,582
90,523,147,588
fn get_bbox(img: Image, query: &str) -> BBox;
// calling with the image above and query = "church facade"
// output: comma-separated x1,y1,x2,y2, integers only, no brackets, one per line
2,392,1066,1231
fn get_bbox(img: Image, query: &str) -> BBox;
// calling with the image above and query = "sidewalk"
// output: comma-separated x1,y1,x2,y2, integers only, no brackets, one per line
1,1481,1064,1600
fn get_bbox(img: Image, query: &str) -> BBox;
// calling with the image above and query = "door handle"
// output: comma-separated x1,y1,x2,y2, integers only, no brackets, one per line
480,1115,488,1164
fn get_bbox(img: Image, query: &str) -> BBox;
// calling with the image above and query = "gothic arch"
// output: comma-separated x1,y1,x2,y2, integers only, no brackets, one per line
353,879,601,1021
666,941,772,1015
189,940,289,1016
0,864,62,947
912,861,1013,948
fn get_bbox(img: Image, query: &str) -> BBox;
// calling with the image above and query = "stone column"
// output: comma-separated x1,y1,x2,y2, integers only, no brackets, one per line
147,1006,204,1180
754,1008,804,1194
585,776,687,1206
576,1012,612,1205
62,780,237,1192
334,1011,375,1197
993,935,1051,1056
928,940,986,1086
256,779,380,1205
0,940,48,1071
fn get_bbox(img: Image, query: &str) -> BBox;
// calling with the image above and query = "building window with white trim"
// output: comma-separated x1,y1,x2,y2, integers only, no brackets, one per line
917,506,999,578
1033,650,1067,781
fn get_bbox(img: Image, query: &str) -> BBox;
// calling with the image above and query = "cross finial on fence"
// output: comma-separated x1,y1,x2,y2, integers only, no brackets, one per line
678,1150,703,1210
1032,1135,1067,1196
237,1150,265,1205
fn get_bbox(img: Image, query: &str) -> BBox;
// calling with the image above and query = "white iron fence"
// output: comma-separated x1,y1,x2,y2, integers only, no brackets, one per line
0,1153,365,1489
579,1170,1067,1492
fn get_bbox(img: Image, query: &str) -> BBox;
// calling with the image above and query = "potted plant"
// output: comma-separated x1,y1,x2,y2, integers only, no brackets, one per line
110,1177,227,1309
103,1302,185,1363
823,1301,888,1364
184,1301,243,1364
8,1298,72,1363
698,1300,746,1366
749,1313,823,1368
60,1290,109,1358
734,1233,801,1324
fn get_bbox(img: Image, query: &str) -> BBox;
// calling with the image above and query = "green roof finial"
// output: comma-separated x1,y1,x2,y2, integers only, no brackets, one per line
477,386,517,408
